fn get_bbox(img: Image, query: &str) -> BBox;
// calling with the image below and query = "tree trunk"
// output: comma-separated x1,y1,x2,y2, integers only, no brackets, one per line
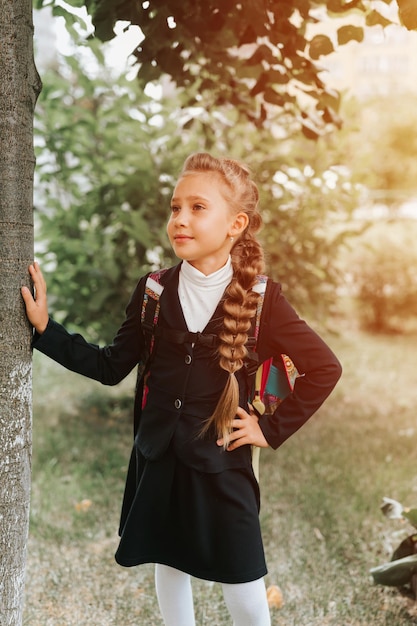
0,1,41,624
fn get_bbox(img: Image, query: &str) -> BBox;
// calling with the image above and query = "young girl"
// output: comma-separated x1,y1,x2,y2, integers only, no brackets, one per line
22,152,342,626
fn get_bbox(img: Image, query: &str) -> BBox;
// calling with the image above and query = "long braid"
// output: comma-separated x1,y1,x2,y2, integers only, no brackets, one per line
181,153,265,447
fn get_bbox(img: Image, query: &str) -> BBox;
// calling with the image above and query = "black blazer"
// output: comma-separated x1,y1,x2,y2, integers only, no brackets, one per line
33,263,342,464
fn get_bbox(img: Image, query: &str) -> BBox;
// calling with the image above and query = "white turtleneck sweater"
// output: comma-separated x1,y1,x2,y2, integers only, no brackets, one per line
178,258,233,333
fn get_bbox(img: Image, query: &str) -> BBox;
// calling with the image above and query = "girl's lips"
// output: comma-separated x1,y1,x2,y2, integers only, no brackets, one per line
174,235,192,241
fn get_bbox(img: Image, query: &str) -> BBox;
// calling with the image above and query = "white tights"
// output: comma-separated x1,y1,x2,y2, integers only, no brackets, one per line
155,564,271,626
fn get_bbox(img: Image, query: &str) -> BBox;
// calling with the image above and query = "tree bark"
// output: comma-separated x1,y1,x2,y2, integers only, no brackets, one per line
0,1,41,624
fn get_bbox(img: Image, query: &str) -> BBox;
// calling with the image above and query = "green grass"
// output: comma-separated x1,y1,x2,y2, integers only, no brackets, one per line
23,330,417,625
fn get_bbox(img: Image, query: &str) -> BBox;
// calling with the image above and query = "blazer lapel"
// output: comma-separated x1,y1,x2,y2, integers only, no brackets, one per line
159,263,188,330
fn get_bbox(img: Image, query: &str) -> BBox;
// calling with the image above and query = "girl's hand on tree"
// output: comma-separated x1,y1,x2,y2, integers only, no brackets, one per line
217,406,269,451
21,262,49,334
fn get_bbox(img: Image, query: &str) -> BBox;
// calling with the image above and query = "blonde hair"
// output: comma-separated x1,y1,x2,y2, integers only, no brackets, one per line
180,153,265,447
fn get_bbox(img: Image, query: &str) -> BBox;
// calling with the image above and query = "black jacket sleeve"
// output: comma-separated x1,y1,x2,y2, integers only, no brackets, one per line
32,278,147,386
256,280,342,449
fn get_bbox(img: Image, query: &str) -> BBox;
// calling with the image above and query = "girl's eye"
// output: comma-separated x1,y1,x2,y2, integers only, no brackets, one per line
193,204,205,211
171,205,180,213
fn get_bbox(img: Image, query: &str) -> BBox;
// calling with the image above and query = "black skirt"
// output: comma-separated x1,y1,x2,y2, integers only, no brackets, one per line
115,445,267,584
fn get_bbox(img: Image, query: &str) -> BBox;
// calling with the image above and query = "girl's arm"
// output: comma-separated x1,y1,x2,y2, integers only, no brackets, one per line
21,263,146,386
256,281,342,449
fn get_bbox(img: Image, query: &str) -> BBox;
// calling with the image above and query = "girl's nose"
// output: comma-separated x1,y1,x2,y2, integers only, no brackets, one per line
175,208,189,226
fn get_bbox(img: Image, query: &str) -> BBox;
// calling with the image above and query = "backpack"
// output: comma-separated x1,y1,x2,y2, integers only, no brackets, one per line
138,269,299,477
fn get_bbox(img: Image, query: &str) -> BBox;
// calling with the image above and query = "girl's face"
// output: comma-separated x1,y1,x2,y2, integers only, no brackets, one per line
167,171,248,275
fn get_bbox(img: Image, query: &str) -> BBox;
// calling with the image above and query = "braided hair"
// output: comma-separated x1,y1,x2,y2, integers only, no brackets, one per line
180,153,265,447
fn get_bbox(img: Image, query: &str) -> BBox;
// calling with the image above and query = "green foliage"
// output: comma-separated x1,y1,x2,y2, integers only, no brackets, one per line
36,0,413,136
35,44,200,341
347,221,417,333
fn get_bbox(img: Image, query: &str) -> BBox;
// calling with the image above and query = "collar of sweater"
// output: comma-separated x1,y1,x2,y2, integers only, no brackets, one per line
178,258,233,332
180,257,233,289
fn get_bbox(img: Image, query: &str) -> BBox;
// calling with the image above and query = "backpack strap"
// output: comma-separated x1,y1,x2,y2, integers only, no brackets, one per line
252,274,268,342
249,275,269,414
135,269,169,423
141,269,168,357
243,275,268,376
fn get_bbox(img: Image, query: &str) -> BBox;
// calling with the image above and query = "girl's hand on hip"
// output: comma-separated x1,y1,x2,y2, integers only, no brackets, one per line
21,262,49,334
217,406,269,451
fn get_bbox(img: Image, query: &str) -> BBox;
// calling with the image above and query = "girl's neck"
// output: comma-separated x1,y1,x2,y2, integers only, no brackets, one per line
186,255,232,277
181,257,233,283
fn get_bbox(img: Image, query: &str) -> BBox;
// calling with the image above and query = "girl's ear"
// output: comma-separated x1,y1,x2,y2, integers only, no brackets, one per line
229,212,249,238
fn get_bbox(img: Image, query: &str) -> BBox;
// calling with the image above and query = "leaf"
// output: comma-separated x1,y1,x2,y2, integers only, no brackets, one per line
318,88,341,113
337,25,364,46
397,0,417,29
250,73,269,97
263,87,286,107
74,499,93,512
136,62,163,85
268,68,291,85
370,554,417,587
322,107,343,127
301,119,321,140
239,24,257,46
403,508,417,529
182,117,195,130
51,4,80,26
392,534,417,561
93,16,117,42
309,35,334,60
155,46,185,78
366,9,392,28
266,585,284,609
